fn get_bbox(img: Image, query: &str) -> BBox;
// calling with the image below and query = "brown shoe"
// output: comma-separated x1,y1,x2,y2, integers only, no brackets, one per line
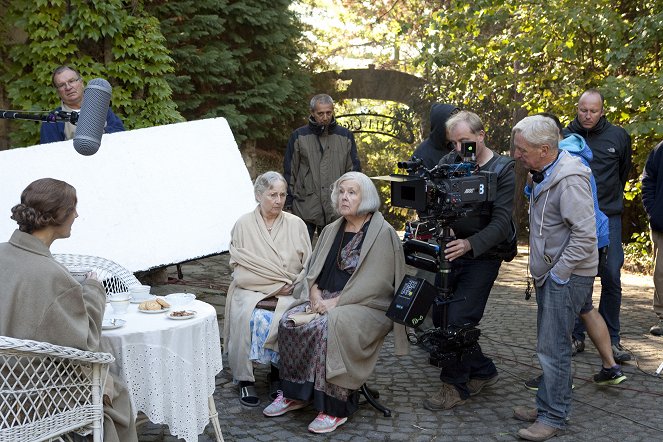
517,422,561,441
513,406,537,422
467,373,499,396
423,383,466,411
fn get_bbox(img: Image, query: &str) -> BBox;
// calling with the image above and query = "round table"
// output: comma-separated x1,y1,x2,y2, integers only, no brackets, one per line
100,298,223,442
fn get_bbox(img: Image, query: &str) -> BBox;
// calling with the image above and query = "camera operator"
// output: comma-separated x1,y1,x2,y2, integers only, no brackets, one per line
423,111,515,411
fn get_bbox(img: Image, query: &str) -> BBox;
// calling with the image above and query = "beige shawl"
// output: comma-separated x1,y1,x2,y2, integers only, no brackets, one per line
223,207,311,382
292,211,409,390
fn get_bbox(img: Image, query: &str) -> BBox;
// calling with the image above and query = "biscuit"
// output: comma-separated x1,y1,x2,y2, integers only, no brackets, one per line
139,300,161,311
156,298,170,308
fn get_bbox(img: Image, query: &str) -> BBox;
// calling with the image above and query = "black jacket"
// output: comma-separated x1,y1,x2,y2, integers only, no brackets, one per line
642,141,663,232
410,103,459,169
438,150,516,259
564,116,631,216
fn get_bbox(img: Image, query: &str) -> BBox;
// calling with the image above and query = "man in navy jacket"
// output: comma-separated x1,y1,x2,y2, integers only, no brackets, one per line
40,65,124,144
642,140,663,336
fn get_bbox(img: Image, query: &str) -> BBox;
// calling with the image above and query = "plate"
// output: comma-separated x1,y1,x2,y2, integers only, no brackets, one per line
130,296,156,304
138,307,170,314
102,318,126,330
168,310,197,320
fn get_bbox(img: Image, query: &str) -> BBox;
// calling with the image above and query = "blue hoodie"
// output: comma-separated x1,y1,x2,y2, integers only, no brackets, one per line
559,134,610,249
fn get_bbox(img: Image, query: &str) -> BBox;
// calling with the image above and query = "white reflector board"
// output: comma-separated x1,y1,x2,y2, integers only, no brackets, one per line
0,118,256,272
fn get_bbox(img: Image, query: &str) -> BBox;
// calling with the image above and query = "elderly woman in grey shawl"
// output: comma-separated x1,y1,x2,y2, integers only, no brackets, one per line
262,172,408,434
223,171,311,407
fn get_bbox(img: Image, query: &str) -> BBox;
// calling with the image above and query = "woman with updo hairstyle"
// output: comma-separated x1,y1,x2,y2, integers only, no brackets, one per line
0,178,138,442
11,178,77,235
223,171,312,407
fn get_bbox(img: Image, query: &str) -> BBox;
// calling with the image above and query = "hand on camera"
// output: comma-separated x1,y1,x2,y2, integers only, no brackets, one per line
444,239,472,261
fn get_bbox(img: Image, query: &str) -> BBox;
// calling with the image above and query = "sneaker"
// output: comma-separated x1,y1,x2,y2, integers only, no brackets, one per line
593,366,627,385
524,374,542,391
467,373,499,396
307,412,347,434
423,383,466,411
611,343,631,363
572,338,585,356
650,320,663,336
513,405,538,423
262,391,309,417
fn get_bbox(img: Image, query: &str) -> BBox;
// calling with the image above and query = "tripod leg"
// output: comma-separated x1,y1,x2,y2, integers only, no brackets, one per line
359,384,391,417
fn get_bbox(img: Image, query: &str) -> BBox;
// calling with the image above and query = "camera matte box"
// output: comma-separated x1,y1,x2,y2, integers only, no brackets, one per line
387,275,437,328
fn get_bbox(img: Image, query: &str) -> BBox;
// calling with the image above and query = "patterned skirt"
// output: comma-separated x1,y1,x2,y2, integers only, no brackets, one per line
277,290,358,417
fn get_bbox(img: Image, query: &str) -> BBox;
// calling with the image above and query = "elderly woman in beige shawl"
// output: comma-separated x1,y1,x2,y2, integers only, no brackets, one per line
262,171,408,434
223,171,311,407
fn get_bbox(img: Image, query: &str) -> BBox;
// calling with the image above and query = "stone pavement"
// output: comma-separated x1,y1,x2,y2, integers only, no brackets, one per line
140,248,663,441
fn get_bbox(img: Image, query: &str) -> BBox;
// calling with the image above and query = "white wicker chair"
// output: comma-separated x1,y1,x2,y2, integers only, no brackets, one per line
53,254,142,300
0,336,114,442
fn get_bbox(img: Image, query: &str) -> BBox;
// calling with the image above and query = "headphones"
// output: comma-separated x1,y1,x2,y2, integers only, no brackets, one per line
531,151,560,183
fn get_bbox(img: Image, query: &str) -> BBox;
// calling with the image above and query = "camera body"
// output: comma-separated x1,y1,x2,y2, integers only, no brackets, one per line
381,143,497,366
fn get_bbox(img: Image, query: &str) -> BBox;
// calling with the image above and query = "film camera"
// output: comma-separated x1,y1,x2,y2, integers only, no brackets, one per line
379,141,497,367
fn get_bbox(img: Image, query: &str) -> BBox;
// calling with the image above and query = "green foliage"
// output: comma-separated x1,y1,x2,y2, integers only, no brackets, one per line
3,0,183,148
306,0,662,242
148,0,313,145
623,231,654,274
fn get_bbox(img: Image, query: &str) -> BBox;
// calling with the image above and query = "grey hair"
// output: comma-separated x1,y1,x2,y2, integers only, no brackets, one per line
446,110,484,134
512,115,560,149
253,171,287,202
309,94,334,111
330,172,380,215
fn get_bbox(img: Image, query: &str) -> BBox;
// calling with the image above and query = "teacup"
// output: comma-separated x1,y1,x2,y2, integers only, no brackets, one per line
129,285,152,302
109,293,131,315
69,267,92,283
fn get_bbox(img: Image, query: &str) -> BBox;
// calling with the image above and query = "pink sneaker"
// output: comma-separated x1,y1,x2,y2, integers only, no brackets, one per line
307,412,348,433
262,391,309,417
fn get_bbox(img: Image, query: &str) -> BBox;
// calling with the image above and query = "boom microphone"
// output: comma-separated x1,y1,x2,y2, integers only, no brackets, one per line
73,78,112,156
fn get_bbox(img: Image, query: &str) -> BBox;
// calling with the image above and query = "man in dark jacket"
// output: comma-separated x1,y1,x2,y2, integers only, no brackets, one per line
642,140,663,336
40,65,124,144
410,103,459,169
423,111,515,412
564,88,632,362
283,94,361,239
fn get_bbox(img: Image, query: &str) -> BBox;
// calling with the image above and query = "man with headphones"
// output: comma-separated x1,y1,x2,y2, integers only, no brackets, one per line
512,115,598,441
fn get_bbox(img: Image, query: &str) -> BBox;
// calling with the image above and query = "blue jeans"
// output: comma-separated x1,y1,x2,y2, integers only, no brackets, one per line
433,258,501,399
573,215,624,345
536,274,593,429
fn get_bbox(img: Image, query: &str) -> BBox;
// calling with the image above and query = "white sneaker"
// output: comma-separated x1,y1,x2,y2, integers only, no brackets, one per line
307,412,348,433
262,391,309,417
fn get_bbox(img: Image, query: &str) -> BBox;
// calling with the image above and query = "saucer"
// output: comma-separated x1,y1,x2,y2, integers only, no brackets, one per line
102,318,126,330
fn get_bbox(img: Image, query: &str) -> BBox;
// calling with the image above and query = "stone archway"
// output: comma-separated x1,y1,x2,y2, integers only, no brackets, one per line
313,65,431,137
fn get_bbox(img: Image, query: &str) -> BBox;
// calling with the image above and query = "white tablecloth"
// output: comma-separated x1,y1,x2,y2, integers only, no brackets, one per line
100,299,223,442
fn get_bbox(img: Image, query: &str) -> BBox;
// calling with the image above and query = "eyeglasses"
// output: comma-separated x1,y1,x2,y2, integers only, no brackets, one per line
55,77,82,90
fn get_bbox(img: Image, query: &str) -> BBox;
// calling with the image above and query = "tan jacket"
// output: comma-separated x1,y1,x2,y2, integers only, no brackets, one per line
0,229,137,442
223,208,311,381
292,212,409,390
